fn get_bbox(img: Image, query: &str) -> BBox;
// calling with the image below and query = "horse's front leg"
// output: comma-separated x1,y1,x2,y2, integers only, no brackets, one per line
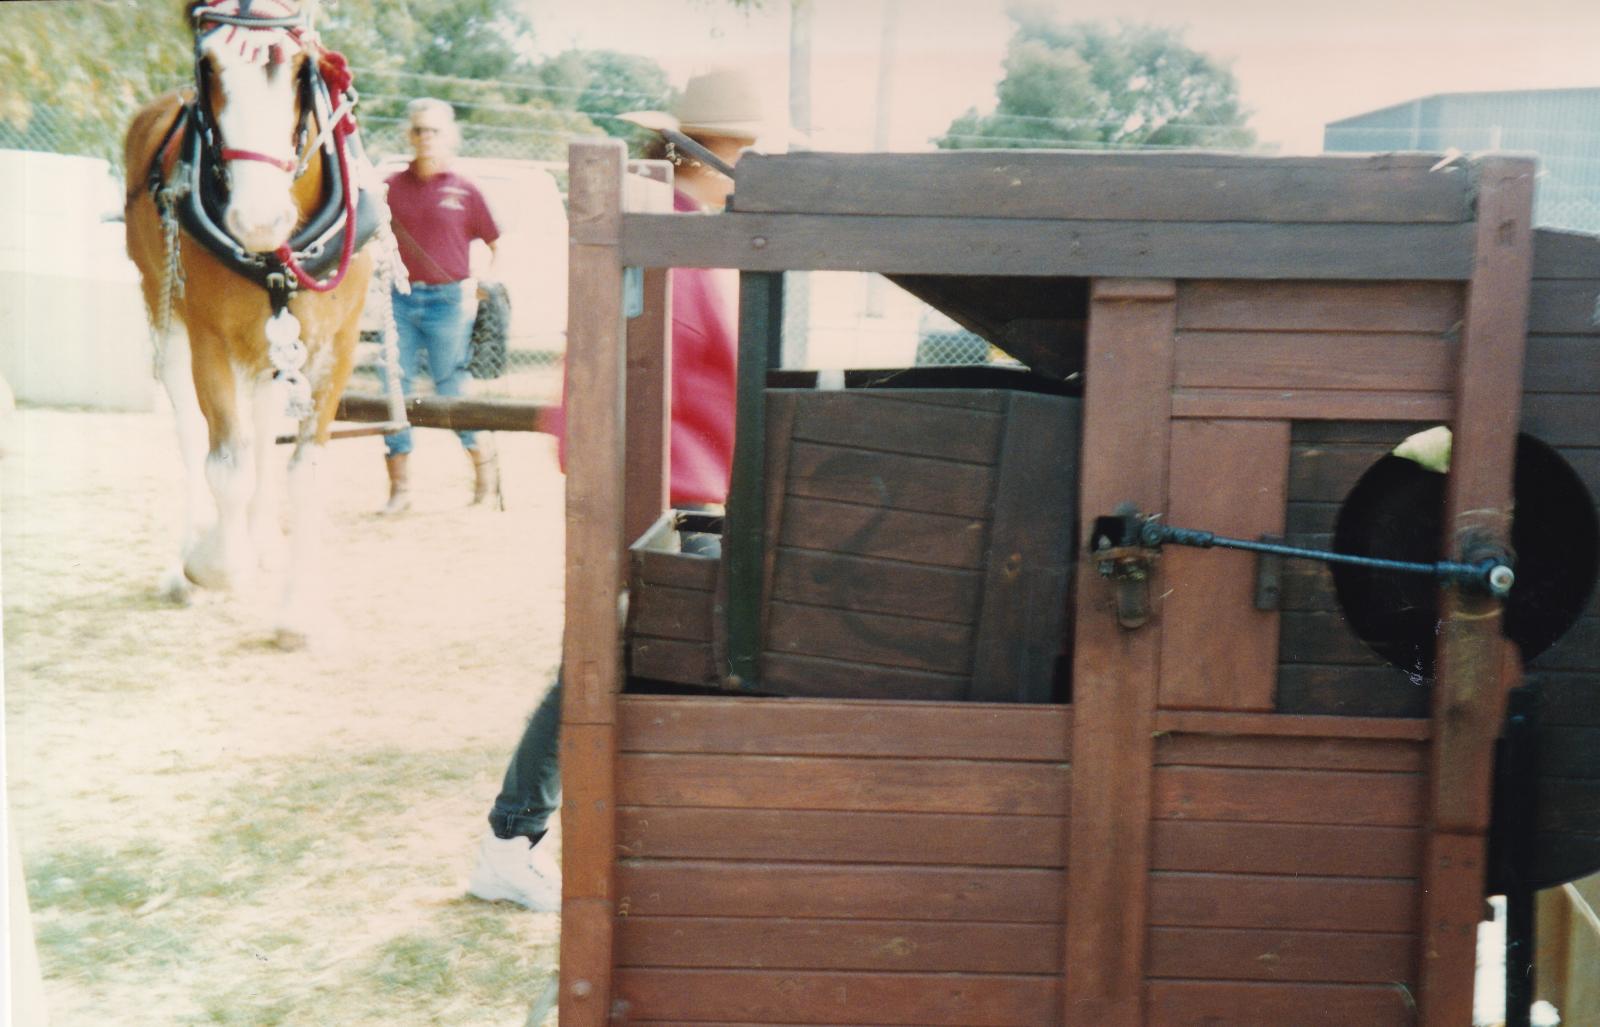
184,344,258,592
248,373,287,570
274,428,326,651
155,324,212,603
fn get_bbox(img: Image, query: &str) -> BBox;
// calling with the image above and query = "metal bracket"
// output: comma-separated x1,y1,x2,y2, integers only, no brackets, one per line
1090,504,1157,630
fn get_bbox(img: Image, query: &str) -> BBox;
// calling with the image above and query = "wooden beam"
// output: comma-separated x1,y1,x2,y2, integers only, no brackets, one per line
558,138,629,1027
335,392,554,434
1064,278,1177,1026
619,211,1476,280
624,160,674,546
724,272,784,688
1418,155,1536,1027
729,151,1476,223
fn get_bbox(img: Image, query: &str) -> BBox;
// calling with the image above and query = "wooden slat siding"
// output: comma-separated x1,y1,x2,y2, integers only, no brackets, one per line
1147,927,1416,985
754,390,799,693
617,808,1065,867
1279,562,1341,612
1148,872,1418,933
617,918,1060,974
618,754,1068,815
1066,278,1176,1027
1278,665,1430,718
629,637,715,686
1155,734,1425,773
758,654,969,701
618,211,1478,280
1527,278,1600,335
1171,387,1454,421
1538,778,1600,833
617,695,1072,760
560,139,628,1027
1150,822,1422,878
622,163,673,546
1161,419,1289,710
729,151,1475,223
1524,336,1600,394
615,968,1057,1027
1177,280,1463,333
1145,980,1418,1027
1174,331,1455,393
1280,611,1389,665
1530,616,1600,672
616,861,1064,921
1558,446,1600,493
1287,441,1393,499
1153,766,1424,827
633,547,718,590
1541,673,1600,726
778,497,988,568
1285,499,1341,535
971,392,1079,702
772,549,983,625
1151,709,1430,740
630,584,713,643
1531,226,1600,279
1522,393,1600,446
1419,156,1536,1027
765,602,974,675
789,390,1005,464
785,440,997,518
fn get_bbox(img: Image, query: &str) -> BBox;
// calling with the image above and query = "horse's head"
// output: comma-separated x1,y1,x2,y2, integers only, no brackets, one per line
189,0,315,253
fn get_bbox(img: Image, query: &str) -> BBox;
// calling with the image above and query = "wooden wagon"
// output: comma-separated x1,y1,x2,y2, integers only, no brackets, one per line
553,141,1600,1026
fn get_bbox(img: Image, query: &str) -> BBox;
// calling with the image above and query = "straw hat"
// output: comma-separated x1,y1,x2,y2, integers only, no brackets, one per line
618,68,766,142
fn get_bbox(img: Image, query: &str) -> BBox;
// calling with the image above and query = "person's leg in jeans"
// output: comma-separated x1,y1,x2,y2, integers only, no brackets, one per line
488,671,563,842
378,286,428,513
419,282,501,505
468,672,563,910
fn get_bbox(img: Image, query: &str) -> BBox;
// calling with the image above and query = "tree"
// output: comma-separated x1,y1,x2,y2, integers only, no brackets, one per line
936,11,1255,152
535,49,674,148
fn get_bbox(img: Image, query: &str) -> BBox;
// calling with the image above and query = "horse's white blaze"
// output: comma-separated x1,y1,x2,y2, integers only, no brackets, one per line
205,36,300,251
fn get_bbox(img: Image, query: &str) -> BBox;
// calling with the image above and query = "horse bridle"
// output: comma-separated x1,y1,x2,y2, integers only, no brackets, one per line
190,1,316,179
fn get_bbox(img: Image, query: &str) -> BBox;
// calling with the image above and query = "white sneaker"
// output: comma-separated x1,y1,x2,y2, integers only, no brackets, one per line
467,832,561,912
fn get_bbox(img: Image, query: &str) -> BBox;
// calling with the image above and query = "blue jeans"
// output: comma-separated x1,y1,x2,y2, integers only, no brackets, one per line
385,281,476,456
490,670,563,842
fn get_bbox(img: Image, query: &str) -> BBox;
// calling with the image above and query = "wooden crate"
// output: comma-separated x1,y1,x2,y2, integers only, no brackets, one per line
626,380,1081,702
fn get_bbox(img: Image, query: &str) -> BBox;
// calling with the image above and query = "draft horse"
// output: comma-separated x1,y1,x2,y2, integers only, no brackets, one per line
125,0,378,648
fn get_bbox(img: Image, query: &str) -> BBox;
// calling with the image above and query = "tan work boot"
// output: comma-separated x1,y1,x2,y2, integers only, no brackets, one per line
468,438,503,510
381,453,411,515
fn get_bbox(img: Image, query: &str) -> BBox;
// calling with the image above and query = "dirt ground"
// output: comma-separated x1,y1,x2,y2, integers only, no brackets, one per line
4,398,566,1026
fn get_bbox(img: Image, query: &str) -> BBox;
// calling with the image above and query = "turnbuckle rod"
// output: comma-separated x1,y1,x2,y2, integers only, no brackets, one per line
1140,520,1516,598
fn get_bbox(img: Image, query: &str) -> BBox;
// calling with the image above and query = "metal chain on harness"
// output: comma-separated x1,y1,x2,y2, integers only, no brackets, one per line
151,163,193,376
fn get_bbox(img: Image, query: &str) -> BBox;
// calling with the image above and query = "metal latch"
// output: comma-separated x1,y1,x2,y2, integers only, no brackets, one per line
1090,504,1516,617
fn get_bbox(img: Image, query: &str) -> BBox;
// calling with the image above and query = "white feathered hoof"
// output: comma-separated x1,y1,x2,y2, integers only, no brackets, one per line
273,626,310,652
183,530,252,592
158,564,194,606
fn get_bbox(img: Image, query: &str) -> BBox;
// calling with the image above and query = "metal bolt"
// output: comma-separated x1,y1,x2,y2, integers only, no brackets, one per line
751,236,768,249
1487,564,1515,597
572,980,593,998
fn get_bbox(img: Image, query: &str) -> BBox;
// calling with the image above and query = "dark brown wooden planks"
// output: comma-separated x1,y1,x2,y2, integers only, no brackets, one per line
729,151,1476,224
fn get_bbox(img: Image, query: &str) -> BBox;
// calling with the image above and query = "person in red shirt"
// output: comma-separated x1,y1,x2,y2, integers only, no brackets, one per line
467,69,764,910
380,98,502,513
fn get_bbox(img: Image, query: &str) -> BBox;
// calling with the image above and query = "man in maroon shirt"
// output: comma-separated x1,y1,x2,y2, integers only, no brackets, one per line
379,98,502,513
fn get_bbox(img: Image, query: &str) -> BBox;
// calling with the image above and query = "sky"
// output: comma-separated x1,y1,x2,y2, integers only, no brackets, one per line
523,0,1600,155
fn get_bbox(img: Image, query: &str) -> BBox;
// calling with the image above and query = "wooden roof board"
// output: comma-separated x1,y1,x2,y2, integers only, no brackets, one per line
729,150,1478,224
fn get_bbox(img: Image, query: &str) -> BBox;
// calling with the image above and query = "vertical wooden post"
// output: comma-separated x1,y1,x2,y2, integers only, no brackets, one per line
624,160,674,545
724,271,784,689
1064,278,1176,1027
1417,155,1536,1027
559,138,628,1027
